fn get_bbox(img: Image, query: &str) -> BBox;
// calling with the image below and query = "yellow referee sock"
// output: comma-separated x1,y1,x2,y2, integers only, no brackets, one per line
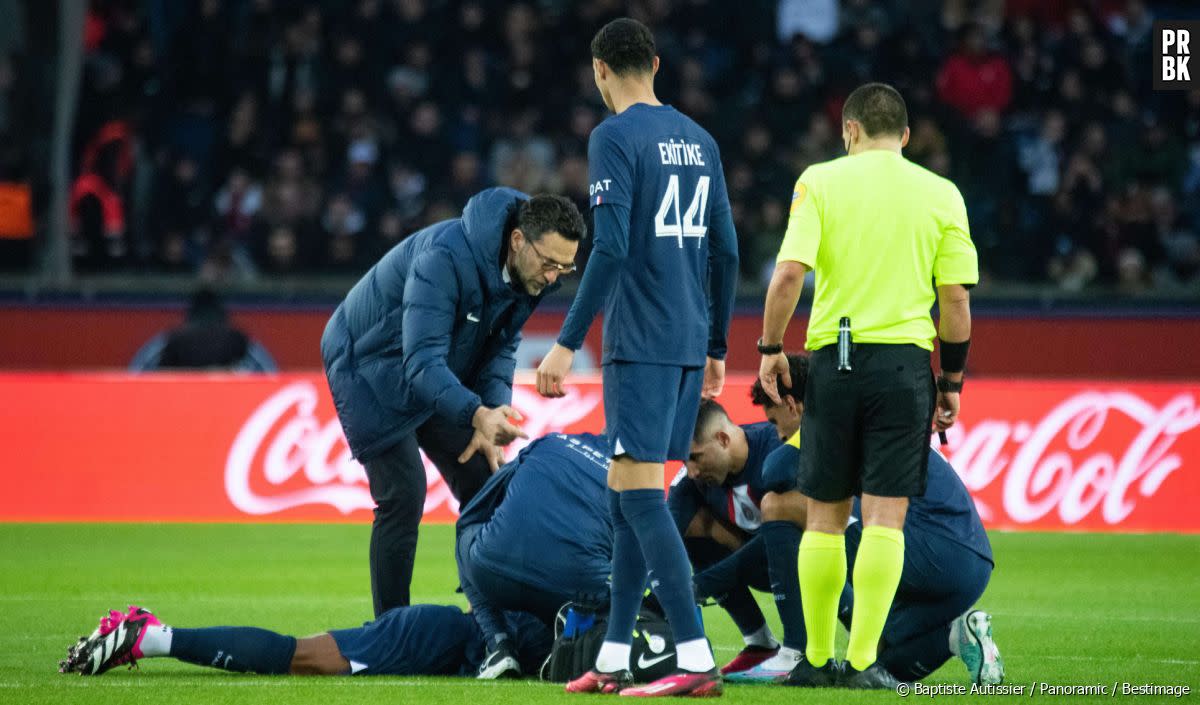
796,530,846,667
846,525,905,671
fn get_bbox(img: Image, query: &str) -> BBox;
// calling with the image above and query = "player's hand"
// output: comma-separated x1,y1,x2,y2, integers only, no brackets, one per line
457,431,505,472
702,357,725,399
472,405,528,446
536,343,574,398
758,353,790,405
934,391,960,432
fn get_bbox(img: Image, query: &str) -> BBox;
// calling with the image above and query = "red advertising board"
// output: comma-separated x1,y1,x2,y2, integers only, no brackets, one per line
2,373,1198,532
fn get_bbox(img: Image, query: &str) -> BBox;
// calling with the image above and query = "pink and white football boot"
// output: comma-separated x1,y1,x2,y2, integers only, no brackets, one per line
60,605,162,676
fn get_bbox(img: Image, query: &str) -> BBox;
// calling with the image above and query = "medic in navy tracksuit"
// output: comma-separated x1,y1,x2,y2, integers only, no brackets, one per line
456,433,613,647
321,188,585,616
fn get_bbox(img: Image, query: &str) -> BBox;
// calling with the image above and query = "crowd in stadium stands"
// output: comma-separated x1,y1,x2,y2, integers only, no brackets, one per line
39,0,1200,291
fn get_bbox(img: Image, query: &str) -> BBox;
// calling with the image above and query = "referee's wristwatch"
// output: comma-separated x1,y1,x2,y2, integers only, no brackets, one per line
936,376,964,393
757,338,784,355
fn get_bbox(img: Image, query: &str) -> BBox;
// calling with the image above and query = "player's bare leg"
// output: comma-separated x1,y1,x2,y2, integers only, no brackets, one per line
290,633,351,675
761,490,806,525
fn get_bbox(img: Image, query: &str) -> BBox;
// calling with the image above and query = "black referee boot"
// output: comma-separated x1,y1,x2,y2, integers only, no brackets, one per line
782,657,841,687
840,662,903,689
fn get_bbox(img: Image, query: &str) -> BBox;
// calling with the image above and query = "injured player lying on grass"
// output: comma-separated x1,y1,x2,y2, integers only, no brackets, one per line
673,353,1003,686
59,603,550,677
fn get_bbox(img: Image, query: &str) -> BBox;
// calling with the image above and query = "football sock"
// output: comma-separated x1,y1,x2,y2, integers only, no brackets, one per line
846,526,905,671
690,535,769,642
742,623,778,649
137,625,172,657
797,530,846,667
599,489,645,670
762,520,806,651
169,626,296,674
692,534,767,598
676,638,715,673
716,586,768,642
620,489,712,671
596,641,632,673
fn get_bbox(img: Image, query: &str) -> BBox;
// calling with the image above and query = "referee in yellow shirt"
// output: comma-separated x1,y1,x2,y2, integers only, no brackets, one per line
757,83,977,689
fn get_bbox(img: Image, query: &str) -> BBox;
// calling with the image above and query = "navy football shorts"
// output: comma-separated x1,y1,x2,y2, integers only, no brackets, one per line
602,361,704,463
329,604,477,676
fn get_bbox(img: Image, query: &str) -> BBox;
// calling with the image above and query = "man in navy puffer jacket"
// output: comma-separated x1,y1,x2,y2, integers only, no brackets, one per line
321,188,585,616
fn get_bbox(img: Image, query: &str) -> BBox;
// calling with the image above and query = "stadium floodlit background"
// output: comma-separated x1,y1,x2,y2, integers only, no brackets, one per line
0,1,1198,703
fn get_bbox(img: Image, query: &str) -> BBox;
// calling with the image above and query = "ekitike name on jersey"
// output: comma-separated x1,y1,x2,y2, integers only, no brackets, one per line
658,139,706,167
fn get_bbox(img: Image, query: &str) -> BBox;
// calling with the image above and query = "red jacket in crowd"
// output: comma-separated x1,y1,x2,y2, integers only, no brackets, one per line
937,53,1014,119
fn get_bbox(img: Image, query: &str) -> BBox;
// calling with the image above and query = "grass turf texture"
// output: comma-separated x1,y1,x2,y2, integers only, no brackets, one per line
1,525,1196,704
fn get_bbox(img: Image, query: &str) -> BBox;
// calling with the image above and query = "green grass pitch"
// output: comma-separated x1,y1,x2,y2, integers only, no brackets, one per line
1,524,1196,704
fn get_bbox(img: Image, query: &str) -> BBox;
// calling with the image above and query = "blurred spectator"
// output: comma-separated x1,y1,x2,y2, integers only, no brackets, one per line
1151,186,1200,287
213,166,263,242
262,148,322,227
70,121,135,268
320,192,369,274
778,0,839,44
905,116,949,172
1018,111,1064,198
937,23,1013,119
257,223,309,275
129,288,276,371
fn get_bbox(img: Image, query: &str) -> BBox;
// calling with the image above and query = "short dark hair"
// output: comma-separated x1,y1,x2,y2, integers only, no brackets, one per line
842,82,908,139
590,18,655,76
518,194,586,242
750,353,809,408
692,398,731,443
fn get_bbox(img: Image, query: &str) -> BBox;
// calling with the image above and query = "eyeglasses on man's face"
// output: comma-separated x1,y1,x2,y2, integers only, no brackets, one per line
527,237,577,274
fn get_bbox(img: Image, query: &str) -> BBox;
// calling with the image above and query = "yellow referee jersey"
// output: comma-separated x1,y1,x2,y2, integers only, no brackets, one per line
777,150,978,351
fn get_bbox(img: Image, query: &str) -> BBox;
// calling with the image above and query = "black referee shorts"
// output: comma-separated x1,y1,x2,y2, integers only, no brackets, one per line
797,343,936,502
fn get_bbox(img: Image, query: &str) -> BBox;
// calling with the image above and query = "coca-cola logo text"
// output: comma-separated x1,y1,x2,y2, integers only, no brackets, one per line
947,391,1200,526
225,381,602,517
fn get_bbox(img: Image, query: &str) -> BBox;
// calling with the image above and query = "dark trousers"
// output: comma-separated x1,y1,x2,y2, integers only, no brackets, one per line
362,420,492,617
455,523,581,644
846,529,993,680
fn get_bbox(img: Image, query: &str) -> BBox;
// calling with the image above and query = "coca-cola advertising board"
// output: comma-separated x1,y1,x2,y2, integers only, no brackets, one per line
1,373,1197,532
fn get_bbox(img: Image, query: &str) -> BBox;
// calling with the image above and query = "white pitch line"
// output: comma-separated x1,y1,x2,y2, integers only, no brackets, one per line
989,611,1200,624
1036,655,1199,666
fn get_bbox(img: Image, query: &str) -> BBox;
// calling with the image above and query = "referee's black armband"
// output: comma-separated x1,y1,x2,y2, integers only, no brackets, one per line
939,339,970,374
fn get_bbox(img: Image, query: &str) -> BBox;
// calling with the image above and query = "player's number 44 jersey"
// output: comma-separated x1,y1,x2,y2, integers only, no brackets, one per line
585,104,736,366
653,172,710,248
